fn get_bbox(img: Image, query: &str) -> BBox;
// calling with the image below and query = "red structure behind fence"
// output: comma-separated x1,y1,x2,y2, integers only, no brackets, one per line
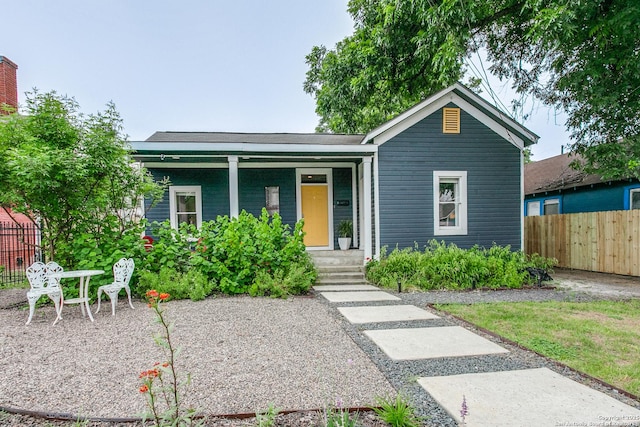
0,221,40,284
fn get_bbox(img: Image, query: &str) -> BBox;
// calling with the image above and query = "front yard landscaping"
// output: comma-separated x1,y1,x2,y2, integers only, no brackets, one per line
435,300,640,396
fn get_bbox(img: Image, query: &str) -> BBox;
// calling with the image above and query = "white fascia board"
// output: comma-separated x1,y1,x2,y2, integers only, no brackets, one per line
142,161,360,169
362,83,537,149
367,91,526,150
452,83,539,143
362,85,457,143
130,141,378,154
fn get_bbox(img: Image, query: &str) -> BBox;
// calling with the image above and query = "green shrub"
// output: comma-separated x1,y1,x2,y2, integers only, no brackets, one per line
143,209,313,297
366,240,556,291
137,267,212,301
249,255,317,298
372,393,423,427
55,218,149,298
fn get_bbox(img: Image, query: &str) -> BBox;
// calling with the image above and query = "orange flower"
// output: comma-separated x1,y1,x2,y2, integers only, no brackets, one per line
159,293,170,301
146,290,159,298
162,362,169,368
139,385,149,393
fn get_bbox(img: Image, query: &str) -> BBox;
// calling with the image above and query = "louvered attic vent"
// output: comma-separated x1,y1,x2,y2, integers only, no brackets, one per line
442,107,461,133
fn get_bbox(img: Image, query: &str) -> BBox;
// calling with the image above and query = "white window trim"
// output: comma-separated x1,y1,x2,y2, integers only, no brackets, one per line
169,185,202,229
543,198,560,215
433,171,468,236
631,188,640,210
527,201,541,216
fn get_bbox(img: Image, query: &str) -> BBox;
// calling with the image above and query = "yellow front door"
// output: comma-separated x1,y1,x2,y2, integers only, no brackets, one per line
301,185,329,247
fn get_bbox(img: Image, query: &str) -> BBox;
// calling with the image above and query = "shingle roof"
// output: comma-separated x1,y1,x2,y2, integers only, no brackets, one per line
524,153,603,195
145,131,364,145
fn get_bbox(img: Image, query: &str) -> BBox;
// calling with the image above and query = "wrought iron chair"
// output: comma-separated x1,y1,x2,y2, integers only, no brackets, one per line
25,261,64,325
95,258,135,316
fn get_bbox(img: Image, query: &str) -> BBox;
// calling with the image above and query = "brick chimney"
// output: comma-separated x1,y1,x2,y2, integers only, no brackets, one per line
0,56,18,114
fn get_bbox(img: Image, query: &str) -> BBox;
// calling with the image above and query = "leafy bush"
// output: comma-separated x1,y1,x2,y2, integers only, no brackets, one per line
249,255,317,298
140,209,313,299
55,218,149,298
137,267,212,301
366,240,556,291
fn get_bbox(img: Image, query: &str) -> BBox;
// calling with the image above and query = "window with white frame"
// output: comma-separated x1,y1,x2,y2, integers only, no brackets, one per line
543,199,560,215
169,186,202,229
526,201,541,216
631,189,640,210
434,171,467,235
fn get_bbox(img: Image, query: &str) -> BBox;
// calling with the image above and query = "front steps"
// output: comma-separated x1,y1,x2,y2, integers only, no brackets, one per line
308,250,368,286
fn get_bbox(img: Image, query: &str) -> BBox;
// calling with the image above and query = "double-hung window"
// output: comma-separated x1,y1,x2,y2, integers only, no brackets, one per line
543,199,560,215
169,186,202,229
434,171,467,235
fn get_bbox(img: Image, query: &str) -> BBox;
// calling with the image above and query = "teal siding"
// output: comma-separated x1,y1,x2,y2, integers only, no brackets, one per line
525,180,640,214
332,168,353,248
377,104,522,250
238,169,296,226
147,168,229,224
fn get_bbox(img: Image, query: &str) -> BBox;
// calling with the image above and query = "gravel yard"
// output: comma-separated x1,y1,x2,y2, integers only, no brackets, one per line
1,270,639,426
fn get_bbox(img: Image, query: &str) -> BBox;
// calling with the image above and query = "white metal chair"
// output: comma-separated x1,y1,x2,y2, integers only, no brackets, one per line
25,261,64,325
95,258,135,316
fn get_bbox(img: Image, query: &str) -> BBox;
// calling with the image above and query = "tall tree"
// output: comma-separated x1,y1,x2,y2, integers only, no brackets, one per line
0,91,164,262
304,0,640,179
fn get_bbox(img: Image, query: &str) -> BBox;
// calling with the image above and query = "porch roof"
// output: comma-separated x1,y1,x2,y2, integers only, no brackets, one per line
145,131,365,145
130,132,376,165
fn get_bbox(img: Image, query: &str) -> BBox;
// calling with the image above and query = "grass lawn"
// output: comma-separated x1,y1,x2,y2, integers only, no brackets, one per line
434,300,640,396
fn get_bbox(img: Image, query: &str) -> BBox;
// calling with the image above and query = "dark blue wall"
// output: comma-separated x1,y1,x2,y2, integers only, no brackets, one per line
238,168,296,226
377,104,522,250
147,168,230,224
332,168,353,248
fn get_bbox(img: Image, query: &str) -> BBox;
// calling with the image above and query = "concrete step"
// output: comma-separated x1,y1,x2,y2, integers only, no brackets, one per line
315,277,369,285
317,265,365,274
317,271,365,280
308,250,364,267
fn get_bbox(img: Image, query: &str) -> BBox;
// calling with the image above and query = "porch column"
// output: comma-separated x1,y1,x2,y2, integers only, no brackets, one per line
228,156,239,218
363,156,373,260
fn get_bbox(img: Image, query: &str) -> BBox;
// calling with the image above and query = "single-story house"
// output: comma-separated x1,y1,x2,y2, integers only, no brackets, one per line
524,153,640,216
131,83,538,262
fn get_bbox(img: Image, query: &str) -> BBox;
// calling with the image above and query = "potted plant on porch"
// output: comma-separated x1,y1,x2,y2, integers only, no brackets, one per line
338,220,353,251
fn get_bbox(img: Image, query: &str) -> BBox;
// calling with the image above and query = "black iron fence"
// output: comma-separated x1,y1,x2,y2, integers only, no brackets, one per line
0,221,41,286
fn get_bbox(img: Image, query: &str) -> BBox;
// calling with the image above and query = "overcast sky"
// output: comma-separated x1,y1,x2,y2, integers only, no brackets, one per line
5,1,568,160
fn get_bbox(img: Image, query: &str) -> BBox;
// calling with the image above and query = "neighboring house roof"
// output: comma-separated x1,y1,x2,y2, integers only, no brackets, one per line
363,82,539,149
145,132,364,145
524,153,604,195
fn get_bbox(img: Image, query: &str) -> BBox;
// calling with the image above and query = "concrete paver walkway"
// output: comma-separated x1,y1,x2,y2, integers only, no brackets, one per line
315,284,640,426
364,326,509,360
419,368,640,427
337,305,439,323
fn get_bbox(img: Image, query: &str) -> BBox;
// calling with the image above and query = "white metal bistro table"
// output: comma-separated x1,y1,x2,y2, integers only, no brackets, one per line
48,270,104,322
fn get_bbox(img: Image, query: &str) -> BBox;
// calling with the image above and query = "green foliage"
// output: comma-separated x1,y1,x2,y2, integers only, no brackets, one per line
372,394,423,427
137,267,213,301
140,210,313,299
255,403,279,427
365,241,556,291
304,0,640,179
249,256,317,298
0,90,166,266
338,219,353,238
325,407,359,427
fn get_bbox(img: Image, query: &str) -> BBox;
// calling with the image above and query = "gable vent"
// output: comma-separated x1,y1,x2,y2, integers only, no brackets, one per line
443,107,460,134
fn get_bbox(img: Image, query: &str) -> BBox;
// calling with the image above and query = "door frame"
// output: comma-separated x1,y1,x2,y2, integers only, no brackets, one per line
296,168,334,250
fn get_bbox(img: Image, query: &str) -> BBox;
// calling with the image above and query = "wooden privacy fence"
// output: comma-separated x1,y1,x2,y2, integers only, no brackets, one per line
524,210,640,276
